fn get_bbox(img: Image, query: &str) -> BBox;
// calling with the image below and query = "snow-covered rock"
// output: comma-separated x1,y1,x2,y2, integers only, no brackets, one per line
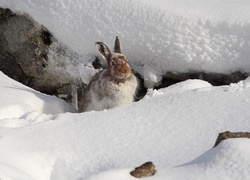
1,0,250,81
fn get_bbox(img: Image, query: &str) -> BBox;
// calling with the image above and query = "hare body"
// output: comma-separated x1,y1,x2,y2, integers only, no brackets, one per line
79,37,138,112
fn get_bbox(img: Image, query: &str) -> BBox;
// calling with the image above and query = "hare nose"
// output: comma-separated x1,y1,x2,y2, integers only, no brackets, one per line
121,69,127,75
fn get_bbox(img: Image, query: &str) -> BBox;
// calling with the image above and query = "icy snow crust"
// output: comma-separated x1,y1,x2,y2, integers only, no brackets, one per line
1,0,250,79
0,72,250,179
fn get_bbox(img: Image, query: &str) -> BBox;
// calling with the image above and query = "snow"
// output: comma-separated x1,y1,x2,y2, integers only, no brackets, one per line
0,0,250,179
1,0,250,86
0,71,76,120
0,71,250,179
87,139,250,180
142,65,162,88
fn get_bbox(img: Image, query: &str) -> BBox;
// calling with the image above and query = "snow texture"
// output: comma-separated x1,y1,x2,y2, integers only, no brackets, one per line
1,0,250,86
0,0,250,179
0,72,250,179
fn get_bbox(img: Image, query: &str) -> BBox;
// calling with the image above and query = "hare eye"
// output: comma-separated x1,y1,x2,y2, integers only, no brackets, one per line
111,61,116,66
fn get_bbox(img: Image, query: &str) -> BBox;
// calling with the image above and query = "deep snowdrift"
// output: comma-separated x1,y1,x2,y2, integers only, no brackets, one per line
0,72,250,179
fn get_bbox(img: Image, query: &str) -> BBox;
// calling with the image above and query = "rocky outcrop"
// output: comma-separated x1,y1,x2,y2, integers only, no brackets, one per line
130,161,156,178
0,8,83,107
214,131,250,147
1,8,51,92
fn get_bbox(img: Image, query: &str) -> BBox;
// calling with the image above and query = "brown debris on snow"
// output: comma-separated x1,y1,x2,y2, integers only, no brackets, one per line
130,161,156,178
214,131,250,147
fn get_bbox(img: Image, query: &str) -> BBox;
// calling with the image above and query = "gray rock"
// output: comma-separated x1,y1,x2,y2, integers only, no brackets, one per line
0,8,83,107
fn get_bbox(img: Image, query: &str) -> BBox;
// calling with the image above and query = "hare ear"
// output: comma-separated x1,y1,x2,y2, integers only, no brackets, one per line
96,42,112,60
114,36,122,54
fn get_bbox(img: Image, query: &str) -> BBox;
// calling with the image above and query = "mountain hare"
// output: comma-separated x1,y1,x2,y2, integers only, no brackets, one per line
79,36,138,112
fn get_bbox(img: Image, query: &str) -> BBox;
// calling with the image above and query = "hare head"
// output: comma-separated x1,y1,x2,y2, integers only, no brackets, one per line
96,36,133,81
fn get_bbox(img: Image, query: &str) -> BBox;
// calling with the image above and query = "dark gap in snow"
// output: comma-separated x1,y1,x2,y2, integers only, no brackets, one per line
92,57,103,69
155,71,249,89
134,71,249,101
134,72,148,101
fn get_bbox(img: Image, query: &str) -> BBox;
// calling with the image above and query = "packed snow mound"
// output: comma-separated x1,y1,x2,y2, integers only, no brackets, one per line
0,72,250,179
1,0,250,81
180,139,250,180
86,139,250,180
237,76,250,88
145,79,212,98
0,72,76,121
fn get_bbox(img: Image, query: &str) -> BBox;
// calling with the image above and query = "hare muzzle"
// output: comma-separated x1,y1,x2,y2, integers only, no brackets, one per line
109,54,132,80
120,64,130,77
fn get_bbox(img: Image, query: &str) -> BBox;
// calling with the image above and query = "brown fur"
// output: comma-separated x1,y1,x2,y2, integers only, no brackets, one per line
107,54,132,80
78,36,138,112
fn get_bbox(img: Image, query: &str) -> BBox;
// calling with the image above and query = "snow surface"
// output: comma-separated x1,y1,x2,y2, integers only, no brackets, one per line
0,72,76,125
1,0,250,179
0,72,250,180
87,139,250,180
1,0,250,87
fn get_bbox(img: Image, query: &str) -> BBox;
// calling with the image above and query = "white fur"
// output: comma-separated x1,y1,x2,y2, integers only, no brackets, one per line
79,70,138,112
79,38,138,112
